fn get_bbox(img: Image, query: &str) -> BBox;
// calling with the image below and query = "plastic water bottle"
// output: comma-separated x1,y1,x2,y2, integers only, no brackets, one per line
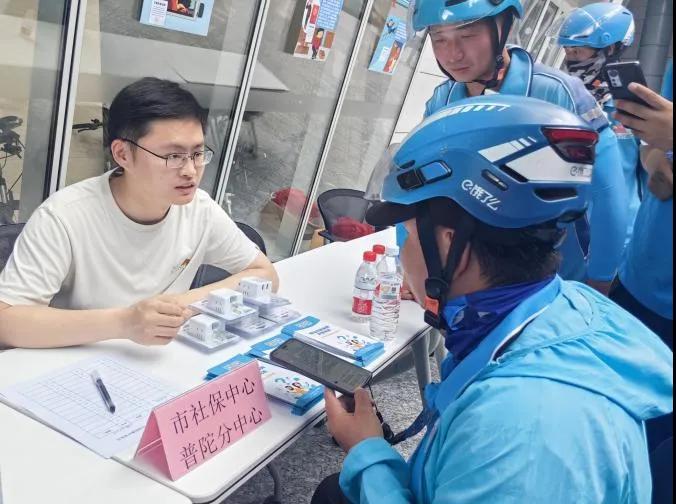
371,246,403,341
352,251,378,323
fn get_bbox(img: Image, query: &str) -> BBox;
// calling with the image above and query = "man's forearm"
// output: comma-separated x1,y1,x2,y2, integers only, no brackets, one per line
178,264,280,306
0,305,128,349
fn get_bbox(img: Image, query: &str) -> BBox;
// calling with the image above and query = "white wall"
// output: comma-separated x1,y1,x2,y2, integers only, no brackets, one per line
390,37,444,144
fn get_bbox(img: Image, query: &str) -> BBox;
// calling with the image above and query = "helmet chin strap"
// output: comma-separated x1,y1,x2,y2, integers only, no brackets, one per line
437,12,515,91
417,207,477,330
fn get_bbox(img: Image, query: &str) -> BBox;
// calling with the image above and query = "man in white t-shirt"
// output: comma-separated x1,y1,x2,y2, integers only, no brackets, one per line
0,78,278,349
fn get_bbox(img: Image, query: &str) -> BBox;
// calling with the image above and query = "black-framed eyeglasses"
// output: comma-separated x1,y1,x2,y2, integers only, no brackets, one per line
122,139,214,170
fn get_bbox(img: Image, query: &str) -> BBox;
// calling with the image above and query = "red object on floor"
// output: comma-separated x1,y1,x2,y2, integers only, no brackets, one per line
271,188,320,219
331,216,375,241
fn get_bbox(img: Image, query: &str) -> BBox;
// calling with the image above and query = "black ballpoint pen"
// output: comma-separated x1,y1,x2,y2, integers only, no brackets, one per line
91,370,116,414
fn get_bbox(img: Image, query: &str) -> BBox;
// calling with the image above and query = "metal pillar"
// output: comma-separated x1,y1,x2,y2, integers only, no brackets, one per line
638,0,673,91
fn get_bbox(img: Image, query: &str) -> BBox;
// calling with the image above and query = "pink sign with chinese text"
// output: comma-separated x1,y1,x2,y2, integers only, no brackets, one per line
134,360,271,481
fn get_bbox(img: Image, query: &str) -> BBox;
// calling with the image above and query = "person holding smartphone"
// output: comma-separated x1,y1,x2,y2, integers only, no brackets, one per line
394,0,628,299
554,3,643,250
611,71,673,350
610,65,673,460
312,95,672,504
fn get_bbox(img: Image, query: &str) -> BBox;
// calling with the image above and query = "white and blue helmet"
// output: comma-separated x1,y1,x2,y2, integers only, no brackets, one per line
367,95,597,230
556,3,635,50
366,95,598,328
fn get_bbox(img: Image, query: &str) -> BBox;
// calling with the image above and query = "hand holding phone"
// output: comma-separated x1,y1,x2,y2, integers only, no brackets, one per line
270,338,373,396
612,77,674,152
324,388,385,453
603,61,650,108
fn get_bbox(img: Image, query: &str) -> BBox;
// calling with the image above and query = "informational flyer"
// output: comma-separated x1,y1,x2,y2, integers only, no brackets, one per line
139,0,214,37
368,0,410,75
287,0,346,62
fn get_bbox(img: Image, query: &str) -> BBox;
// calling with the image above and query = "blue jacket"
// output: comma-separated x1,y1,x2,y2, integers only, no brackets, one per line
420,48,629,282
604,100,643,247
618,59,674,321
340,278,673,503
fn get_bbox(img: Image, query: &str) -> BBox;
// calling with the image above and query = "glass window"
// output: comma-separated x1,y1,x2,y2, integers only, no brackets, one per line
529,2,558,58
512,0,546,49
0,0,69,225
223,0,369,261
298,0,424,252
538,11,565,65
63,0,263,197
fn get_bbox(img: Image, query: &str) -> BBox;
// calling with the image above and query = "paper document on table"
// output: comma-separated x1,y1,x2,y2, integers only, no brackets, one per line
0,357,177,458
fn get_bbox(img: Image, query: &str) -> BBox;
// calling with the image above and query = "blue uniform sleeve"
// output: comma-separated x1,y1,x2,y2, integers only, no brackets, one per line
587,127,629,281
340,378,649,503
340,438,415,503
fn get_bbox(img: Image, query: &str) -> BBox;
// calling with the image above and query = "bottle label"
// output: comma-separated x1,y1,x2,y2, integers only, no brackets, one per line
352,290,374,316
375,282,401,301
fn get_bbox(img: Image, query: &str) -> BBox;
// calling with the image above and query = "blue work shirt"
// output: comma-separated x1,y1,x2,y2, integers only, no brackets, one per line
339,278,673,503
604,99,642,246
620,194,673,320
618,60,674,320
398,47,628,282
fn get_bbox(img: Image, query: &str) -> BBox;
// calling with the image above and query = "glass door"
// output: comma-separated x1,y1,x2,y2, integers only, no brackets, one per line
0,0,71,224
61,0,264,197
223,0,370,261
297,0,423,252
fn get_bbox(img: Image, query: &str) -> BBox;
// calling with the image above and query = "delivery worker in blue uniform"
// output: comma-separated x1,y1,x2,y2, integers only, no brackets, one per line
612,61,674,349
610,63,674,458
311,95,673,504
397,0,628,296
555,3,642,246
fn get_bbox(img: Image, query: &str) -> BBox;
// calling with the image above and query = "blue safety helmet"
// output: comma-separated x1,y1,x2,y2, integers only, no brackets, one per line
557,3,635,50
411,0,524,32
366,95,598,328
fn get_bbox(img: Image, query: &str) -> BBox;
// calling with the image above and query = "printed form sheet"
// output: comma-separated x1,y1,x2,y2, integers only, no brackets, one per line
0,357,176,458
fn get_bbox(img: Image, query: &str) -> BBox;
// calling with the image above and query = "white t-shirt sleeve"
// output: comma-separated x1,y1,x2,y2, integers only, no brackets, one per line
202,201,260,274
0,208,73,306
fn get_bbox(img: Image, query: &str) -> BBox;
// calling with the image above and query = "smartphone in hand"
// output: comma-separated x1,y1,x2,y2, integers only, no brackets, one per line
271,338,373,397
603,61,651,108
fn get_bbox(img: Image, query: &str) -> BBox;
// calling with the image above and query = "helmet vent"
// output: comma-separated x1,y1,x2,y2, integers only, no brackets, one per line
535,188,579,201
498,165,528,183
445,0,467,7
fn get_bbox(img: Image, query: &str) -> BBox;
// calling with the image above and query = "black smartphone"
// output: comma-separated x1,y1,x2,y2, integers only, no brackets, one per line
603,61,651,107
270,339,373,397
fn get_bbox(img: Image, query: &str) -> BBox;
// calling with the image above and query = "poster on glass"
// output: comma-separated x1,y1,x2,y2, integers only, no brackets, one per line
139,0,214,36
369,0,410,75
287,0,345,62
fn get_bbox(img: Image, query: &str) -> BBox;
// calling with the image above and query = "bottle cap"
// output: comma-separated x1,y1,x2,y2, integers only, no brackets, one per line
363,251,377,262
373,244,386,255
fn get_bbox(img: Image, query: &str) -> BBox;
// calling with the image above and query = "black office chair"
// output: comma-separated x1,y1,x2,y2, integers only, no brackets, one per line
651,437,673,504
190,222,267,289
317,189,378,243
0,223,25,272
